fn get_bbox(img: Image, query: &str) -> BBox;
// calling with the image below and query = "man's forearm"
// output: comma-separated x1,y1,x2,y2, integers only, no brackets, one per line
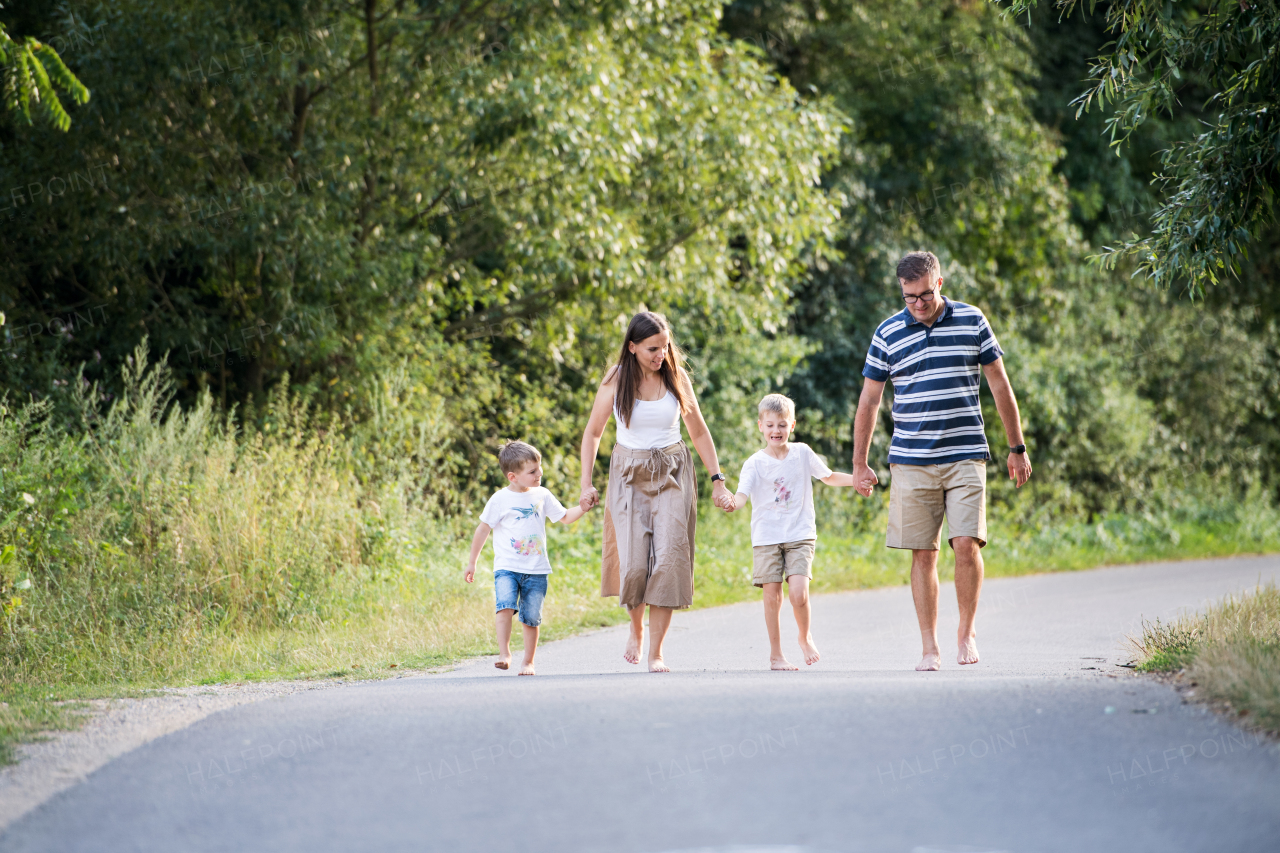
852,382,884,467
990,381,1024,447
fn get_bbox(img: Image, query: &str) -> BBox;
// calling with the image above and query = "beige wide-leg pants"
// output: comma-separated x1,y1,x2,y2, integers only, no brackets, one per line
600,442,697,609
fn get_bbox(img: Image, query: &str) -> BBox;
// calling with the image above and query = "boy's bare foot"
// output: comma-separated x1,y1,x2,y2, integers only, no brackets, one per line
958,635,980,665
623,631,642,665
517,662,536,676
799,635,821,666
648,655,670,673
770,656,798,671
915,652,941,671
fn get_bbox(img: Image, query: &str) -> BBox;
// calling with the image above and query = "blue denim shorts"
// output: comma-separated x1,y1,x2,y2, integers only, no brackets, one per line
494,570,548,627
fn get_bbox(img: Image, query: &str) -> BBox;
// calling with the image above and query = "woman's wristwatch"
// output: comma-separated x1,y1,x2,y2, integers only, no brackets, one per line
710,473,726,483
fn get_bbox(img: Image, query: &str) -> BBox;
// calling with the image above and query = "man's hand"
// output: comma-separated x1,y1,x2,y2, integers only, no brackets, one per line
1007,451,1032,488
464,565,476,583
854,463,879,497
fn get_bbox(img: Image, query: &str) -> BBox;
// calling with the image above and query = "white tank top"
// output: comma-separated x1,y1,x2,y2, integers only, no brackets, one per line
614,389,682,449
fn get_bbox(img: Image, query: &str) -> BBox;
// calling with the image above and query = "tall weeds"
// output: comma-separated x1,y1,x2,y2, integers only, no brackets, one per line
1131,582,1280,732
1,343,403,683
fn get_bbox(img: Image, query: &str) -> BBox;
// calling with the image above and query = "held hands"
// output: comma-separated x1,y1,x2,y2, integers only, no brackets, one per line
579,485,600,512
711,481,735,513
854,463,879,497
1008,450,1032,488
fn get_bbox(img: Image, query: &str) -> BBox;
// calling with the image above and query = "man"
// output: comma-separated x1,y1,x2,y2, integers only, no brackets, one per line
852,251,1031,671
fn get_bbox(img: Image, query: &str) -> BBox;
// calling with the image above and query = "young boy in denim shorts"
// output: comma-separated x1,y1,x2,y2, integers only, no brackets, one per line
728,395,854,670
465,441,590,675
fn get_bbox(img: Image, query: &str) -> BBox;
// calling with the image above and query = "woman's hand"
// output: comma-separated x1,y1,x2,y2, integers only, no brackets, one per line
711,481,732,512
580,485,600,511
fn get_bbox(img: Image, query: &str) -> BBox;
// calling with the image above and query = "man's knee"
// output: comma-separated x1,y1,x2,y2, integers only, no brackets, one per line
950,536,981,555
910,548,940,570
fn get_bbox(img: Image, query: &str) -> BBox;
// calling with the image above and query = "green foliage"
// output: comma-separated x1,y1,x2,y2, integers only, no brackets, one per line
0,19,89,130
0,0,841,495
0,342,412,682
1001,0,1280,294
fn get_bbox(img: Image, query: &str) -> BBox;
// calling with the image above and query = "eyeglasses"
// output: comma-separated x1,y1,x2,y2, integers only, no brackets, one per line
902,289,938,305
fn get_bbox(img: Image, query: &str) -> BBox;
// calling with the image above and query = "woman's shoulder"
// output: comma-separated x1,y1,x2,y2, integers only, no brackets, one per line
601,364,620,387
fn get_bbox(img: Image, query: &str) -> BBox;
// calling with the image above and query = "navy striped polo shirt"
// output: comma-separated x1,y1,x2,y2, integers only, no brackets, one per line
862,298,1004,465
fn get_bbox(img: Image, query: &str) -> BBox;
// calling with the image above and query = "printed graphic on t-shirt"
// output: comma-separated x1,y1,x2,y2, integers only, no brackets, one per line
510,534,544,557
771,476,794,512
513,502,541,520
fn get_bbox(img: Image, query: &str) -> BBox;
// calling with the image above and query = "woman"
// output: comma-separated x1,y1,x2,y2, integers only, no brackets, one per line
579,312,733,672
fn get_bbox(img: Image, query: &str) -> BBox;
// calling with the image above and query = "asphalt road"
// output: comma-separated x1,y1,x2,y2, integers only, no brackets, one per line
4,555,1279,853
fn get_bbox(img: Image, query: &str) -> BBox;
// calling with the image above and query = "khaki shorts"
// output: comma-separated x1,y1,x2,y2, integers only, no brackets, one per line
752,539,816,588
887,460,988,550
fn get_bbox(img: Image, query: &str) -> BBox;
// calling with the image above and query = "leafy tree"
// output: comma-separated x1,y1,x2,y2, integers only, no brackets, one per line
1002,0,1280,294
0,17,89,130
0,0,842,500
723,0,1080,455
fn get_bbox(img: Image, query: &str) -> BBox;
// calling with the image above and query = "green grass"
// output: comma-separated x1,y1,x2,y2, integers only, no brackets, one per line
1129,581,1280,733
4,490,1278,765
5,492,1280,765
5,353,1280,765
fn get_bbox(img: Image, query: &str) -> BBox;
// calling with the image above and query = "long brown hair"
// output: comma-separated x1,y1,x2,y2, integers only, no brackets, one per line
611,311,692,428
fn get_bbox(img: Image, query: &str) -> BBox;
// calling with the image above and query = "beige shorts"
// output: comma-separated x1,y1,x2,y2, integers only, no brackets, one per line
752,539,816,588
887,460,987,550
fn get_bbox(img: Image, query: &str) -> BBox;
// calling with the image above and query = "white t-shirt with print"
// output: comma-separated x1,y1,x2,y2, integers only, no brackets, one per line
478,486,567,574
736,443,833,547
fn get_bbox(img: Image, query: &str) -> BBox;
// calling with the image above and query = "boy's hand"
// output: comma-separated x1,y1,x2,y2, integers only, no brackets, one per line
464,566,476,583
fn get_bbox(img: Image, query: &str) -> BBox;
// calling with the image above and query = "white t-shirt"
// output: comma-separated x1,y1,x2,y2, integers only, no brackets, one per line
736,443,833,547
478,486,567,574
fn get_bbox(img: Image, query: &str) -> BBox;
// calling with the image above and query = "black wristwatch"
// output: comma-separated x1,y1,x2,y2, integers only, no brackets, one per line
711,473,726,483
1009,444,1026,454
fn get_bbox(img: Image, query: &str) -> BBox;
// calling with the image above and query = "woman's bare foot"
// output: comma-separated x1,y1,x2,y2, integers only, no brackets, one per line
915,652,941,671
958,635,980,665
648,655,670,673
517,661,536,676
770,656,799,671
623,631,643,665
799,634,821,666
495,655,511,670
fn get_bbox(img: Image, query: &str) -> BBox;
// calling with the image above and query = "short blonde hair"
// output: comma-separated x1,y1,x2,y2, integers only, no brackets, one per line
498,440,541,476
757,393,796,420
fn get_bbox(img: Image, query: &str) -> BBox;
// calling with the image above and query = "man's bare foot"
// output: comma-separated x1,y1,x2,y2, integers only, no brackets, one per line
770,656,799,671
495,655,510,670
624,632,642,665
648,656,670,673
958,636,980,665
517,661,536,676
915,652,941,671
799,635,821,666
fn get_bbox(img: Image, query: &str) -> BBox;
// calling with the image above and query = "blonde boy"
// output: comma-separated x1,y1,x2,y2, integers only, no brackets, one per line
465,441,590,675
728,395,854,670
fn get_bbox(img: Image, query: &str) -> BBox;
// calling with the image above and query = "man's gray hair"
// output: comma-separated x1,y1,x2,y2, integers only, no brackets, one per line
758,393,796,420
896,251,940,284
498,440,541,475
